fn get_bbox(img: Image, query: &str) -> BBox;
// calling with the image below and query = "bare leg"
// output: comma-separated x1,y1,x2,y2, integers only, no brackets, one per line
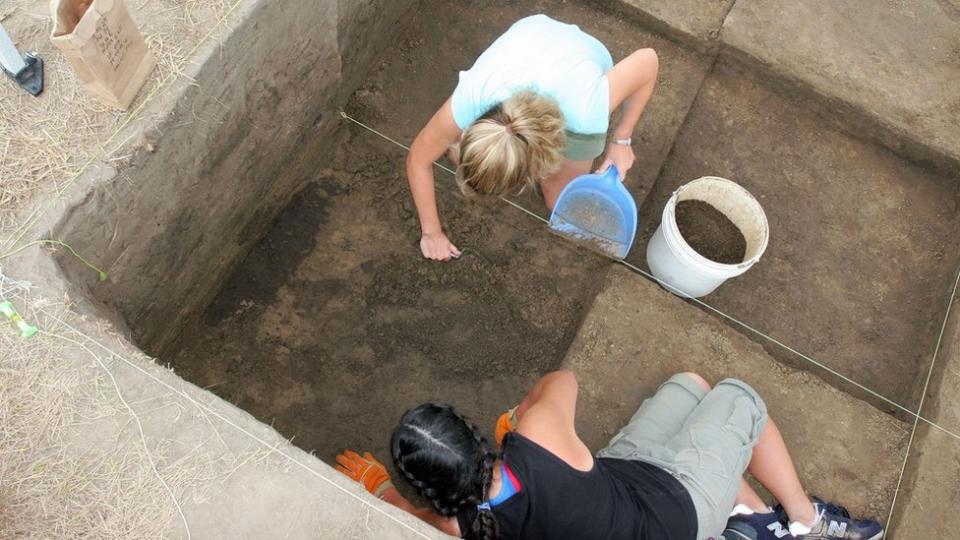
673,374,783,521
683,371,711,392
676,375,816,527
540,159,593,210
748,418,816,525
735,479,770,513
684,375,772,516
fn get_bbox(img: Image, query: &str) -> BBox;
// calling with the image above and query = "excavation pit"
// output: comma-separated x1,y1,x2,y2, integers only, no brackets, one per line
52,0,672,480
41,0,960,530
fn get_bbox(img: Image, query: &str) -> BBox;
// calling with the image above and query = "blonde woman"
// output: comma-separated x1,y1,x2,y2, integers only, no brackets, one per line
407,14,659,261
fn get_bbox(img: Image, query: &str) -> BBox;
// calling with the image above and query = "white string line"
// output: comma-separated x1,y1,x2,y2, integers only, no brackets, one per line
337,111,552,226
0,273,191,537
338,110,960,444
39,309,433,540
885,265,960,531
40,328,193,540
634,259,922,418
1,5,254,533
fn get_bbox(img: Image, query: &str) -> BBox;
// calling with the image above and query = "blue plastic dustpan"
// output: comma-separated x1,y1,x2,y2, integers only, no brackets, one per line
549,165,638,258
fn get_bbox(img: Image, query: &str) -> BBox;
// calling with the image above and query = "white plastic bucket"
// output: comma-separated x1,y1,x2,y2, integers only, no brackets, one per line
646,176,768,298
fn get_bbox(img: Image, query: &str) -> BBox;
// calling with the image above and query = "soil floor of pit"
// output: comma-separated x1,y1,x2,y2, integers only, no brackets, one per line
164,0,665,481
166,131,610,483
164,0,960,496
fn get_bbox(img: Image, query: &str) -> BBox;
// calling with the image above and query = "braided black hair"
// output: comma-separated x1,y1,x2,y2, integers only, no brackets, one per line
391,403,500,540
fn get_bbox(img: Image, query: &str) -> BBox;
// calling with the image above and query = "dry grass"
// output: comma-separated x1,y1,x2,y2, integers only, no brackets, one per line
0,273,171,538
0,271,280,538
0,1,265,537
0,0,232,232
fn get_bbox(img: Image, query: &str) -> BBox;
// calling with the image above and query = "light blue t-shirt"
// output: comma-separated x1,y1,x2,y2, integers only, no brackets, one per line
450,15,614,135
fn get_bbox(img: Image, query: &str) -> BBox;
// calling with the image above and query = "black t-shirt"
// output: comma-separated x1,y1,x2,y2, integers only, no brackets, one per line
458,433,696,540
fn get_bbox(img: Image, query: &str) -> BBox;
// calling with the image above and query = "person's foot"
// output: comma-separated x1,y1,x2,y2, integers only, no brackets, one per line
775,498,884,540
722,505,795,540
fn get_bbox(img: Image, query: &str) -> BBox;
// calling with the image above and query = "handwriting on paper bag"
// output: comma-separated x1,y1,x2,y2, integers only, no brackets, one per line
95,17,132,70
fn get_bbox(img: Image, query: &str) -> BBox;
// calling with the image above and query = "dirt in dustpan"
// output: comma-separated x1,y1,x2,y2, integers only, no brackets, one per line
553,196,627,258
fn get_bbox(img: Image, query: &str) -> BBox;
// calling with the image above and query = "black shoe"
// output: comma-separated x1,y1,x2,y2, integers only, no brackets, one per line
774,498,884,540
723,508,795,540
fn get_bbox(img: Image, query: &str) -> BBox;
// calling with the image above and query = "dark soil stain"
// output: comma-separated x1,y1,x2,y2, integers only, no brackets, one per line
205,179,346,324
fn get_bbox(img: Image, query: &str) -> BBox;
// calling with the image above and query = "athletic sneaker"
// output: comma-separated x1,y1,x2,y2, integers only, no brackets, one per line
722,505,795,540
774,498,884,540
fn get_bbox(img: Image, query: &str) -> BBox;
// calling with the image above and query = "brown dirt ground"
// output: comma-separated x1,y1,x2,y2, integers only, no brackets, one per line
165,129,610,487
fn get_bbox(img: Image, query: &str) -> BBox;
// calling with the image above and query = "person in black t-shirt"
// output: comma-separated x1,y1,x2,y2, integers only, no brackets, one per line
336,371,883,540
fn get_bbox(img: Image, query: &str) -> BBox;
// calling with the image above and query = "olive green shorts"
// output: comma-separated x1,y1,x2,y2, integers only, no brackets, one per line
564,131,607,161
596,374,769,540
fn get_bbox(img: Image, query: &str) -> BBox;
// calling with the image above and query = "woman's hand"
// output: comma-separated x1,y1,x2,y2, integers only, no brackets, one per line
335,450,394,498
596,143,635,181
420,231,462,261
407,98,464,262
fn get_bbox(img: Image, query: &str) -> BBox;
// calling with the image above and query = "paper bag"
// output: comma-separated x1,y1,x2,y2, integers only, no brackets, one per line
50,0,155,110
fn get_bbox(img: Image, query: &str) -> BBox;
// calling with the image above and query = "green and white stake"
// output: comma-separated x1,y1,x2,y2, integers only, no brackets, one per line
0,300,38,338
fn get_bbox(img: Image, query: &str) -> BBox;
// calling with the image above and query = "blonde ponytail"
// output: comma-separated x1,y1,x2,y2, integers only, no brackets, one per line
456,92,565,199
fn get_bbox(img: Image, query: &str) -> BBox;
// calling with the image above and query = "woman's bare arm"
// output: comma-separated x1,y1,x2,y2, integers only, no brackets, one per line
407,98,464,261
380,486,461,536
608,48,659,137
515,370,593,471
597,48,659,176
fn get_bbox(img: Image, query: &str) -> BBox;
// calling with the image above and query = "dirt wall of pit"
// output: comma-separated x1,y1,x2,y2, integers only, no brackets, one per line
4,1,447,536
892,284,960,538
52,0,417,356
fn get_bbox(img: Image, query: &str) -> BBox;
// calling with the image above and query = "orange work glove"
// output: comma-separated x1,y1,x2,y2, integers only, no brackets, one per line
495,406,519,447
335,450,394,498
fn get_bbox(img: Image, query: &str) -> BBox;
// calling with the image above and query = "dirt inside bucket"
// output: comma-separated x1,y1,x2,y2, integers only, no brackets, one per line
675,199,746,264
